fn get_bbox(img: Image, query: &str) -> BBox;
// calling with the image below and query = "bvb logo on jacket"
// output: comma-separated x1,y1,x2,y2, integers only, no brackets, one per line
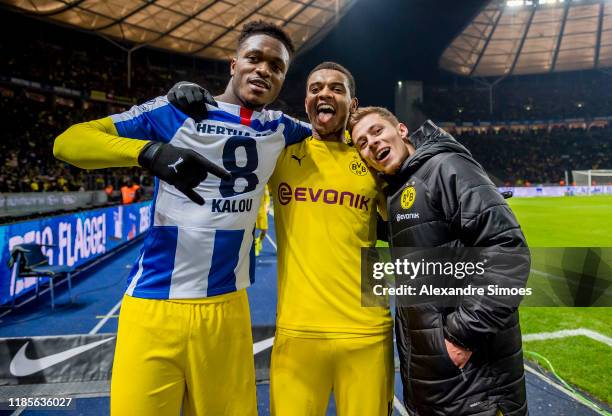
400,185,416,209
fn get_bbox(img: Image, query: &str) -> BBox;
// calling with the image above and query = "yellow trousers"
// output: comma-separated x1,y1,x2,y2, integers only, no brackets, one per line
270,330,394,416
110,291,257,416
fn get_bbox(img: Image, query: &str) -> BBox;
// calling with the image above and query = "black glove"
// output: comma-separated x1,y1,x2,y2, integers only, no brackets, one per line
138,141,231,205
167,81,217,122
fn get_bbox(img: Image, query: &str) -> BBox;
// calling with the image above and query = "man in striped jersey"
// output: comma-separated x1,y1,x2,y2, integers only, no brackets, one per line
54,21,310,416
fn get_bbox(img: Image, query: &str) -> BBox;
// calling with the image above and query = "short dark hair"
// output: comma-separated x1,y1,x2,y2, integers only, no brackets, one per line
307,62,356,98
238,20,295,56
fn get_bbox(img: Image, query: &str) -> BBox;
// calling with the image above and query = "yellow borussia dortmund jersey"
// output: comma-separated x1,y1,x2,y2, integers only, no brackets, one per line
270,137,392,336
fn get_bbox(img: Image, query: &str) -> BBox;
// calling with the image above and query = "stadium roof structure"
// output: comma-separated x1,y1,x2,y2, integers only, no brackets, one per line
440,0,612,78
2,0,357,60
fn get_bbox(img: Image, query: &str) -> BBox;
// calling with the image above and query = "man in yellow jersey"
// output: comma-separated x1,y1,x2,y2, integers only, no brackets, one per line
53,21,310,416
169,63,393,414
268,62,394,415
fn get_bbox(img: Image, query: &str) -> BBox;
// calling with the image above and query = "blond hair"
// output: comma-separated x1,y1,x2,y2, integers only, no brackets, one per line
348,106,400,132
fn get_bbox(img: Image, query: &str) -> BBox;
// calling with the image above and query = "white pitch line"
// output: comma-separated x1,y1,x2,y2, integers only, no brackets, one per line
10,407,25,416
523,364,607,415
393,396,410,416
523,328,612,347
89,299,122,335
265,234,277,251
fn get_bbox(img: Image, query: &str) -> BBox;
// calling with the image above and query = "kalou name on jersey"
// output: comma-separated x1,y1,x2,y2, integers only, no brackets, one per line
110,96,310,299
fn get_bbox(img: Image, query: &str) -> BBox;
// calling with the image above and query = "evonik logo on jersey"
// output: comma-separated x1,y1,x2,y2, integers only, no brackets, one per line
277,182,371,211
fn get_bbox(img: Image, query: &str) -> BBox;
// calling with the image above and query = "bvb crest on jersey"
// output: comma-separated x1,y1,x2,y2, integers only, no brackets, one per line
349,158,368,176
400,186,416,209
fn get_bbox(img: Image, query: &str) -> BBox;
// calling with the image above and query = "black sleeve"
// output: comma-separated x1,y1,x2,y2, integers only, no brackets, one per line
435,154,530,351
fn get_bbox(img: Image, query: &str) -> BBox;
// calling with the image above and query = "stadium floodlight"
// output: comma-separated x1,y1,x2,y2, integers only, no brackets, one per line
572,170,612,194
442,0,608,77
507,0,534,6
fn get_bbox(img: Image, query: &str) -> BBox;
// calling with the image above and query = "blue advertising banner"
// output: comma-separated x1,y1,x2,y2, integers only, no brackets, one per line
0,202,152,305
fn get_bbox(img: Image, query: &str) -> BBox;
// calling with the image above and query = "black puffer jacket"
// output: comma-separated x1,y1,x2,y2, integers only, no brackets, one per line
385,121,529,416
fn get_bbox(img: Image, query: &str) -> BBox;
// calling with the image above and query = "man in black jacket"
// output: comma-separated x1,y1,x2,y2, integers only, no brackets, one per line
350,106,529,416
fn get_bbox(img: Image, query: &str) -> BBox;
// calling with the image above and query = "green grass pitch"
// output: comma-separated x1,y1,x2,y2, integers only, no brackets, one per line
508,195,612,404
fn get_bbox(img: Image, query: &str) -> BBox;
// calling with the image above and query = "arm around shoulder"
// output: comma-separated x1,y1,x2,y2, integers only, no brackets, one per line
54,116,149,169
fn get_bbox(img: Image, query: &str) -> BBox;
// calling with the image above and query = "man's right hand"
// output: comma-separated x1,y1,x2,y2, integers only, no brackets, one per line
138,141,231,205
167,81,217,122
444,338,472,369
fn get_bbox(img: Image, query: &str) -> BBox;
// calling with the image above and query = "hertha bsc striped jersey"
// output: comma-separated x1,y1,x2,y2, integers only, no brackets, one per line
111,96,310,299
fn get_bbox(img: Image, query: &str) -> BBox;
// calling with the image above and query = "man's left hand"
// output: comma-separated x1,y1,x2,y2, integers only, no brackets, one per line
167,81,217,122
445,338,472,369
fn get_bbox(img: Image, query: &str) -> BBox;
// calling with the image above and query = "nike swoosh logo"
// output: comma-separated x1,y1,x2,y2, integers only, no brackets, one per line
10,337,115,377
253,336,274,355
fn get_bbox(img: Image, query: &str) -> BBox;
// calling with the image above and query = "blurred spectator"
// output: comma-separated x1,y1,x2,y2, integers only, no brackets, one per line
120,178,141,205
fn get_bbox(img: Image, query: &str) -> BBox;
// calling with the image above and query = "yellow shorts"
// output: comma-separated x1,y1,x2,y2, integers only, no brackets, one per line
110,290,257,416
270,330,394,416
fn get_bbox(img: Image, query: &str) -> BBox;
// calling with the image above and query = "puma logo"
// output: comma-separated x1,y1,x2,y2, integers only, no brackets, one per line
291,154,305,166
168,157,184,173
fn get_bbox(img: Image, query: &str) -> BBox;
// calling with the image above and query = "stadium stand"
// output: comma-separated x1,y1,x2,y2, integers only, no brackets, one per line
422,71,612,122
455,124,612,186
0,91,151,195
1,7,610,196
0,11,295,210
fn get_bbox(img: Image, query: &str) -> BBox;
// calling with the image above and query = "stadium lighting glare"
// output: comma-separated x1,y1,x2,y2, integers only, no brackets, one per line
397,81,403,87
443,0,607,77
457,107,464,114
507,0,561,6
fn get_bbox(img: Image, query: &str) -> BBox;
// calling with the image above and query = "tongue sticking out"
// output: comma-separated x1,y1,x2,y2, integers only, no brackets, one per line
318,112,333,124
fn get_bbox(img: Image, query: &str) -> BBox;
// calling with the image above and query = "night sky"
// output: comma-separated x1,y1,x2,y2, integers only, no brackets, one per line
286,0,488,109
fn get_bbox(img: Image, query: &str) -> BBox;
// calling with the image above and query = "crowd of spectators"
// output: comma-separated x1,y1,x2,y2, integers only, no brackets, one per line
0,91,152,194
0,11,228,103
1,10,611,195
455,125,612,185
423,71,612,122
2,82,610,192
0,11,301,197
